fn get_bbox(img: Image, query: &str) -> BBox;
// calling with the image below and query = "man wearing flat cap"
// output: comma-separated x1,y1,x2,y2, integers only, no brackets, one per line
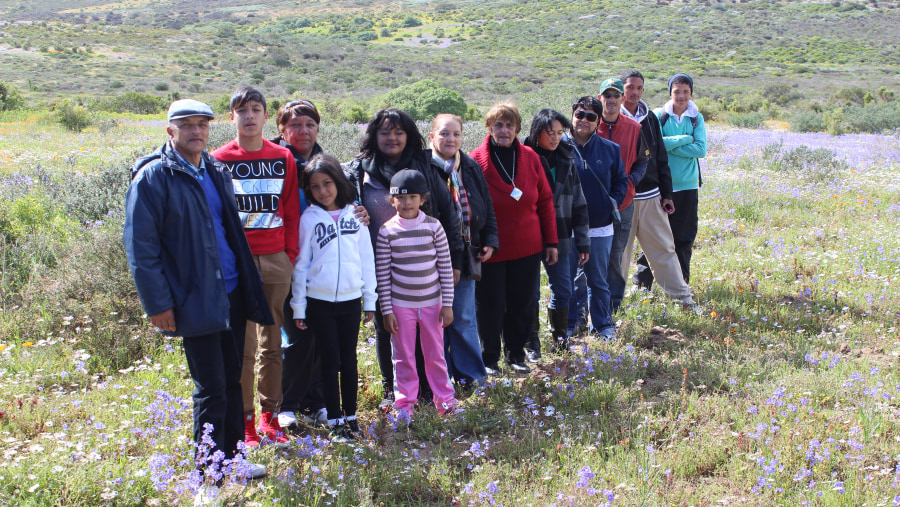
124,99,272,481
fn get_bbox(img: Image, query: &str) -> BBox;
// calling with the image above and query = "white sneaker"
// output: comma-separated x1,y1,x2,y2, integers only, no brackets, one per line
298,407,328,428
193,485,222,506
278,411,299,430
247,462,267,480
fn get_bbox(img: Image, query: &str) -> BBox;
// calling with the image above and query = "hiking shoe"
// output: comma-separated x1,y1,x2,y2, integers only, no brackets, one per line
682,301,702,315
484,363,502,376
441,404,465,417
298,407,328,428
258,411,290,445
346,418,362,435
507,360,531,374
378,391,395,412
277,411,299,430
525,349,540,363
243,413,260,448
328,424,355,444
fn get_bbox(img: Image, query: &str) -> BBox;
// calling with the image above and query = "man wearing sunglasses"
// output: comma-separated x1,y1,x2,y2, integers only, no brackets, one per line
562,96,628,341
596,78,649,315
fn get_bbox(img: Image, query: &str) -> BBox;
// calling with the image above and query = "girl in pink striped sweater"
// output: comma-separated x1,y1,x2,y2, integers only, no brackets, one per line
375,169,459,417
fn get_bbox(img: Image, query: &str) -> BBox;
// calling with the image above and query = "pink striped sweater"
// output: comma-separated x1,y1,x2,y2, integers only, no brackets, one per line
375,211,454,315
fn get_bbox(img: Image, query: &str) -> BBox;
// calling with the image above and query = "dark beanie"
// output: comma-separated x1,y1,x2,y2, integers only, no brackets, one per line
667,73,694,93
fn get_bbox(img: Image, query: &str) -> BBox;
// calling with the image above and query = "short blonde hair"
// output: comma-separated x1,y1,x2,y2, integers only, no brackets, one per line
483,103,522,134
431,113,464,132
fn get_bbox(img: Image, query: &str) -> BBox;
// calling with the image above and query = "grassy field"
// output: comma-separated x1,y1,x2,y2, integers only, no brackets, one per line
1,0,899,131
2,0,900,504
2,109,900,505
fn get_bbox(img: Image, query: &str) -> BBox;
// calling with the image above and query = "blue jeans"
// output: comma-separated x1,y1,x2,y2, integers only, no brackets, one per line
608,203,634,314
569,235,614,336
444,277,487,386
544,247,573,309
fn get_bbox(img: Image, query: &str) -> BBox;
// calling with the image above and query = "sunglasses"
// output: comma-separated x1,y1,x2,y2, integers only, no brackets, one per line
573,110,599,122
285,99,317,111
602,92,622,99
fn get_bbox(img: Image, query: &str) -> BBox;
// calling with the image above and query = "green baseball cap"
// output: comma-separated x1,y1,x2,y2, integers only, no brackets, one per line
599,78,625,95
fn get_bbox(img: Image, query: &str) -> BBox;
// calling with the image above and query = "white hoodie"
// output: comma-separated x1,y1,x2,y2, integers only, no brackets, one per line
290,204,377,319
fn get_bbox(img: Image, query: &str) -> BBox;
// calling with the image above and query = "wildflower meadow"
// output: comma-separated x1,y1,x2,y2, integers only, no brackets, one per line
2,110,900,506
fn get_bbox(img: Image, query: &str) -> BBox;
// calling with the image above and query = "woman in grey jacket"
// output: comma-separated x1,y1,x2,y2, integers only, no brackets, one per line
523,109,590,357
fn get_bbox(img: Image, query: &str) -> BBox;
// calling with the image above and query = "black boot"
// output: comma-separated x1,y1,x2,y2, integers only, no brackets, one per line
525,302,541,363
549,307,570,353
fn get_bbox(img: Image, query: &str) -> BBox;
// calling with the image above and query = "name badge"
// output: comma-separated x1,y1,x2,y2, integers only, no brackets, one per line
510,187,523,201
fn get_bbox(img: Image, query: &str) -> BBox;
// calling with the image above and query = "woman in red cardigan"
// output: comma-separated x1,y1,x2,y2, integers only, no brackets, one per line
470,103,558,375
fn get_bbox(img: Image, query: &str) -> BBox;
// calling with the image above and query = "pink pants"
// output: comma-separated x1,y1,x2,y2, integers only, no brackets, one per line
391,304,458,415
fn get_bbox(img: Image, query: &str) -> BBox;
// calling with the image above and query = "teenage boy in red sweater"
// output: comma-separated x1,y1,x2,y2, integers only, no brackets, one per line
212,87,300,447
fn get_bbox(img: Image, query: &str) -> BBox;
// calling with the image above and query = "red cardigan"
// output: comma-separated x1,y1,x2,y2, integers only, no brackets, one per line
470,135,557,263
597,114,641,210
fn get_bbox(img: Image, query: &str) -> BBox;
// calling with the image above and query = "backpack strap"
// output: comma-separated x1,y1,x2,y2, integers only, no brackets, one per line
659,111,698,129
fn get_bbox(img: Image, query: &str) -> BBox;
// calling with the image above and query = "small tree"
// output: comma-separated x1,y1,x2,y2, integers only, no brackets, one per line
379,79,468,121
0,81,26,111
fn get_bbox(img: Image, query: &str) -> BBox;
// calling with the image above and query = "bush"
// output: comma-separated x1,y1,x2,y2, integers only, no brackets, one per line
401,16,422,28
57,101,92,132
92,91,167,115
725,111,768,129
378,79,468,121
154,82,169,91
354,31,378,42
0,81,26,111
790,110,825,133
840,102,900,134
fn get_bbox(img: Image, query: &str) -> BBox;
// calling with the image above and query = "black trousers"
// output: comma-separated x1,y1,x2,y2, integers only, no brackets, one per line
306,298,361,421
476,253,541,366
635,189,698,286
182,289,246,463
373,301,433,400
281,294,325,414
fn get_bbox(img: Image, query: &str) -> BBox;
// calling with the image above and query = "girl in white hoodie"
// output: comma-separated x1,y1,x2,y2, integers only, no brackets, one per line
291,154,377,443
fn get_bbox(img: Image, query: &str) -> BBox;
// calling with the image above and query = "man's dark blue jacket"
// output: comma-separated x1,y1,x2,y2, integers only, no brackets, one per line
124,142,273,337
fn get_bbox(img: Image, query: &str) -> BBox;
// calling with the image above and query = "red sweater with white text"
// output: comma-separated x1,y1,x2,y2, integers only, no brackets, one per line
212,139,300,263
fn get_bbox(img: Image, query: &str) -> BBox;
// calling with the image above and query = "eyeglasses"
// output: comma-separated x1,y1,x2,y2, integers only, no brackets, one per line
573,110,599,122
602,92,622,99
285,99,317,111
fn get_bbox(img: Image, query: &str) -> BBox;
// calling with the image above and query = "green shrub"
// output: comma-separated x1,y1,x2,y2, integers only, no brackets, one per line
840,101,900,134
378,79,468,121
789,110,825,133
154,82,169,91
354,31,378,42
56,101,92,132
725,111,767,129
0,81,26,111
91,91,166,115
401,16,422,28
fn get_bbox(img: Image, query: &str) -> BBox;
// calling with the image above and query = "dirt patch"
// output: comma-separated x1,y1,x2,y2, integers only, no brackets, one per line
645,326,687,349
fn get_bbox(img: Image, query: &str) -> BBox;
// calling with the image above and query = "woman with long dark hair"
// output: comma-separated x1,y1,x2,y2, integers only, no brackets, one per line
344,108,463,410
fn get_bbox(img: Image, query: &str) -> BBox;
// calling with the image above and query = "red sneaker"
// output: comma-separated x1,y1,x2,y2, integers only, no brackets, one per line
243,412,260,448
258,411,289,444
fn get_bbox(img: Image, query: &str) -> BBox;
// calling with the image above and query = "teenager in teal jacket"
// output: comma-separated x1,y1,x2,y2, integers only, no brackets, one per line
654,73,707,283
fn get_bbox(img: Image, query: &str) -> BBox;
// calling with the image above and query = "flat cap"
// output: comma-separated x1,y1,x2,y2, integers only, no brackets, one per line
167,99,215,122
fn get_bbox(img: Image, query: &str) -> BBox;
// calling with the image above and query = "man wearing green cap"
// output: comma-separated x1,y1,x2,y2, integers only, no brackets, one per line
124,99,271,485
596,77,648,314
